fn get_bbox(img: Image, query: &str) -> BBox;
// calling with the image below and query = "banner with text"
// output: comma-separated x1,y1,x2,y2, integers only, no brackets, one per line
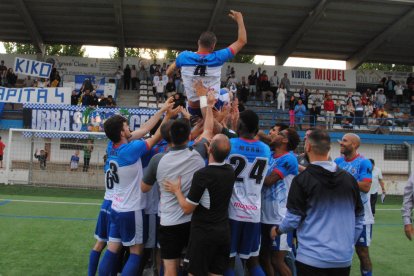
222,63,356,90
23,103,158,137
14,57,53,78
0,87,71,104
356,70,412,85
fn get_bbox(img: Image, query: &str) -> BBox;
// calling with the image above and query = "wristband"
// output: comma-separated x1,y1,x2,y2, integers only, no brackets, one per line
200,96,208,109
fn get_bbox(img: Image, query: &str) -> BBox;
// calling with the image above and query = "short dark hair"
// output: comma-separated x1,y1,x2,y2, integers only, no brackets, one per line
170,118,191,146
285,128,300,151
161,119,174,144
104,115,127,143
198,31,217,49
307,129,331,155
273,123,288,132
369,159,375,165
210,137,231,163
238,110,259,135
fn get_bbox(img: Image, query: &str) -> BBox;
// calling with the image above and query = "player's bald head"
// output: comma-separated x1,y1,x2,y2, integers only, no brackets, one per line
344,133,361,148
210,134,231,163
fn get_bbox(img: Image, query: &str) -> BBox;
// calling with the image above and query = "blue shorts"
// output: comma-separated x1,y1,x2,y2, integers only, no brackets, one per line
261,223,293,252
356,224,373,247
109,209,148,246
229,219,261,259
94,199,112,242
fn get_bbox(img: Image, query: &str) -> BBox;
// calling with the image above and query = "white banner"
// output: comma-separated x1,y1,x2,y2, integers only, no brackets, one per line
14,57,53,78
222,63,356,90
0,87,71,105
356,69,411,85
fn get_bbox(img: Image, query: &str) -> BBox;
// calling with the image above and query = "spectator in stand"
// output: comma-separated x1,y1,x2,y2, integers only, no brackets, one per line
225,65,231,79
70,150,80,171
80,79,94,93
256,67,262,93
0,136,5,169
259,70,268,91
90,91,99,107
23,76,34,87
346,91,356,110
378,77,387,92
160,62,167,75
309,103,318,127
107,95,116,107
354,100,364,126
385,76,396,101
394,108,410,127
346,100,355,124
138,65,148,84
294,98,306,130
6,68,17,87
324,93,335,129
260,72,273,104
165,78,176,98
83,140,94,172
239,76,249,104
270,71,279,100
361,92,370,106
301,88,310,109
50,71,61,87
98,95,108,107
227,72,238,88
394,81,404,105
407,73,414,102
281,73,291,93
114,66,123,89
289,96,296,128
276,83,287,110
376,89,387,109
34,149,48,170
335,100,344,124
365,102,375,124
71,90,80,105
248,69,257,97
123,64,131,90
131,65,138,90
81,90,92,106
149,62,157,79
0,60,7,86
153,72,166,103
173,69,181,89
310,89,324,120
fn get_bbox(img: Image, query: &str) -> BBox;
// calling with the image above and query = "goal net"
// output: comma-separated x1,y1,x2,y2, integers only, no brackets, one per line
4,128,108,189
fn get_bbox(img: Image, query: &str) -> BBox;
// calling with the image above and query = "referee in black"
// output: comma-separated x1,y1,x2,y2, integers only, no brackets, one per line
164,133,235,276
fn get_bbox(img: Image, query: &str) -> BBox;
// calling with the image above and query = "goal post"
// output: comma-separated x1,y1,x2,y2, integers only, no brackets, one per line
5,128,108,189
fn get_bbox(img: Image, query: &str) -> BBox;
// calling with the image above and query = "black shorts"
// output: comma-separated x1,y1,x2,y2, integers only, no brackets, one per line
185,227,231,276
158,222,191,259
0,155,3,161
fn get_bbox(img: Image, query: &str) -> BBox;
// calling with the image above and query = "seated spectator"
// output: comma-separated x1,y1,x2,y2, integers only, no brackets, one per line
261,77,273,104
98,95,108,107
364,102,374,119
375,107,388,125
394,108,410,127
23,76,34,87
360,92,370,106
375,89,387,109
71,90,80,105
106,95,116,107
294,98,306,130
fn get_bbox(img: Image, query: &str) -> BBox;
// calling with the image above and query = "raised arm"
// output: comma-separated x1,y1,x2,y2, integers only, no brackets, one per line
166,62,176,78
227,10,247,55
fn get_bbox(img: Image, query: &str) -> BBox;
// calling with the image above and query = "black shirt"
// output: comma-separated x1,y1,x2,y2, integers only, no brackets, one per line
187,163,235,231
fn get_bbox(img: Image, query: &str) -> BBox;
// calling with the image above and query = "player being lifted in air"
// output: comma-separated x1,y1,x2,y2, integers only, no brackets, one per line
167,10,247,116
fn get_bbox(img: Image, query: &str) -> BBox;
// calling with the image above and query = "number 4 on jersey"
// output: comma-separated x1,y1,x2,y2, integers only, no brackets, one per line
105,161,119,189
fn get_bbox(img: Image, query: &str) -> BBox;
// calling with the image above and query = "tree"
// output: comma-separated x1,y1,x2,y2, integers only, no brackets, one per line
230,54,255,64
165,50,179,61
358,62,412,72
3,42,85,57
111,47,141,58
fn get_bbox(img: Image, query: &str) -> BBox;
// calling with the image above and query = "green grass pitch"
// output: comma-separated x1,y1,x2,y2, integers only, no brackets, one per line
0,185,413,276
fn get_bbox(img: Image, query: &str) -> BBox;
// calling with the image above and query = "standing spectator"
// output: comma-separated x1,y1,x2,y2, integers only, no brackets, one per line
0,136,5,169
239,76,249,104
260,71,272,103
385,76,396,101
123,64,131,90
173,69,181,89
270,71,279,100
335,100,343,124
289,96,296,128
281,73,291,93
369,159,385,217
335,133,374,276
226,65,232,79
6,68,17,87
406,73,414,98
276,83,287,110
376,89,387,109
256,67,262,93
34,149,48,170
70,150,80,171
138,65,148,84
114,66,123,89
361,92,370,106
294,99,306,130
310,89,324,119
131,65,138,90
402,173,414,240
161,62,168,75
324,94,335,129
83,140,94,172
355,101,365,126
81,90,92,106
150,62,157,80
153,72,166,103
165,78,176,98
248,69,257,97
71,90,80,105
0,60,7,86
163,134,235,276
273,129,364,276
346,91,355,109
309,103,318,127
394,81,404,105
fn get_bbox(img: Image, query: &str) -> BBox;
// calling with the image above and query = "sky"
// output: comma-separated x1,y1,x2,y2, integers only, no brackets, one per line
0,43,347,69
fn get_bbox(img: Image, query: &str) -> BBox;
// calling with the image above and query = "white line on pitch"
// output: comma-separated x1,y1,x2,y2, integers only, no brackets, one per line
0,199,100,206
376,209,400,211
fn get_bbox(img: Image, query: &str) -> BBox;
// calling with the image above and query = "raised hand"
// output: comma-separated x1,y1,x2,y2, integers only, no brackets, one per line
228,10,243,23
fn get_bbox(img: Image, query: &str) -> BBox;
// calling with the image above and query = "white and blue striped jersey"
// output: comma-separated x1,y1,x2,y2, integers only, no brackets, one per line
105,140,150,212
175,48,234,102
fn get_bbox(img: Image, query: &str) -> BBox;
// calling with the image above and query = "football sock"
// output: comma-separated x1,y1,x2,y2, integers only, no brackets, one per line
250,265,266,276
121,253,141,276
98,250,118,276
88,250,101,276
361,269,372,276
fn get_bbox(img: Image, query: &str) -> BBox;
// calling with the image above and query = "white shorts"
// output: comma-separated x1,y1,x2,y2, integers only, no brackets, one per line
109,209,147,246
356,224,372,247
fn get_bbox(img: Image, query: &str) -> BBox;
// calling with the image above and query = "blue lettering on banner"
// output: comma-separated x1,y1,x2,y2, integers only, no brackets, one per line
54,88,65,103
31,61,39,76
23,88,35,102
6,88,17,101
37,89,48,103
14,57,52,78
15,58,25,73
129,115,141,130
0,87,5,101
